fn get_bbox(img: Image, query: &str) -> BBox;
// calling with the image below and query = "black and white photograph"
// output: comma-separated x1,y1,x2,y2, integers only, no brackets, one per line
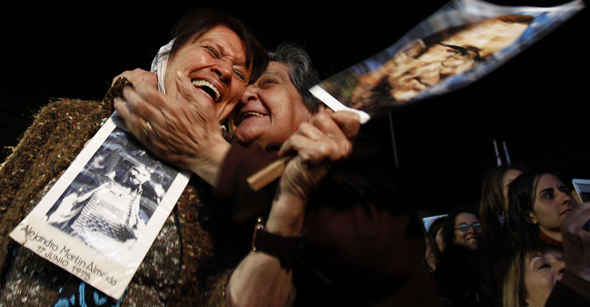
43,127,177,256
8,118,190,299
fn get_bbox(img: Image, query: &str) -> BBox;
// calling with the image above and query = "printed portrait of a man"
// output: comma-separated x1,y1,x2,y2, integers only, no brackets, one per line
43,128,177,256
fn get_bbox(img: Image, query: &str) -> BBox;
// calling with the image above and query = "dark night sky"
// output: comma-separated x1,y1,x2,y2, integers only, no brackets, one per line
1,0,588,214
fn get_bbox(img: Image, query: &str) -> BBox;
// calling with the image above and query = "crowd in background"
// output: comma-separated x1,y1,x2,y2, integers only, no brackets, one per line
422,163,590,307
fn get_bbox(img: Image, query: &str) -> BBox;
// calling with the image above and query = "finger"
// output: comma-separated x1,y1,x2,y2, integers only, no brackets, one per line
562,202,590,234
114,94,156,144
278,137,296,157
332,111,361,141
122,82,178,136
310,113,353,158
284,132,346,163
280,122,332,154
311,111,347,140
112,69,157,88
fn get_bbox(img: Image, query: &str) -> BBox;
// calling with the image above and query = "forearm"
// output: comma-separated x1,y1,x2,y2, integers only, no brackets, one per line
228,252,294,307
187,139,231,187
226,193,306,307
214,143,280,222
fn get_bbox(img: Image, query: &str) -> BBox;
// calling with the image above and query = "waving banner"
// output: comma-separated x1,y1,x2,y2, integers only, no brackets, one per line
310,0,584,123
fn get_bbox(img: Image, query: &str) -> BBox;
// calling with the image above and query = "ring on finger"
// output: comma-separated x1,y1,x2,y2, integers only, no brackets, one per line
142,121,153,139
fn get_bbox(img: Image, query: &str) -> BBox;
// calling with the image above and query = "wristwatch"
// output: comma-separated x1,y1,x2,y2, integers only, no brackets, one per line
251,217,303,269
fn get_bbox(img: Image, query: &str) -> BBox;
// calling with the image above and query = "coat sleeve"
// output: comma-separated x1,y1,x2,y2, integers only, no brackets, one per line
214,143,280,223
545,271,590,307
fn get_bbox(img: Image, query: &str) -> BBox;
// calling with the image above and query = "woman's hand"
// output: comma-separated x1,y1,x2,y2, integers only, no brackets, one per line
278,109,359,200
561,201,590,282
112,69,230,186
265,110,360,235
112,68,158,89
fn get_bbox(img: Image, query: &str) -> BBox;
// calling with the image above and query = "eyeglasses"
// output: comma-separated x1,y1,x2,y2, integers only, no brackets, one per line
454,222,482,232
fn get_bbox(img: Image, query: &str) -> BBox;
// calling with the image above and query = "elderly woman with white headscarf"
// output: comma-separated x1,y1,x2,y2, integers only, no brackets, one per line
0,9,267,306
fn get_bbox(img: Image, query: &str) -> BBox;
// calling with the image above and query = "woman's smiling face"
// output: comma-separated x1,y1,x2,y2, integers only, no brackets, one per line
229,61,312,147
453,213,481,251
164,25,250,121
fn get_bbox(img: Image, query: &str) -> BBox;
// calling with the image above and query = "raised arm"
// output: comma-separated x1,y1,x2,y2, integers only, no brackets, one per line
226,110,360,307
545,202,590,306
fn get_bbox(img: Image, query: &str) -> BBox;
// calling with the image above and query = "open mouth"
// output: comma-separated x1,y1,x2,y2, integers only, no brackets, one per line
192,80,220,103
561,208,573,216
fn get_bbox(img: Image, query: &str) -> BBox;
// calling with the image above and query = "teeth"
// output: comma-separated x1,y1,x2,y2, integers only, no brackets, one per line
192,80,220,102
242,111,266,120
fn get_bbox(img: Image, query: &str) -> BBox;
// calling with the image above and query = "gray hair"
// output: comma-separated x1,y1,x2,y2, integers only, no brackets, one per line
268,43,322,114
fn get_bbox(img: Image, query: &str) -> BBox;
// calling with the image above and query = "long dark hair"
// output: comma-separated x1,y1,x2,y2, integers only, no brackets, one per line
479,163,529,234
424,216,446,274
167,9,268,84
440,206,480,264
506,169,566,249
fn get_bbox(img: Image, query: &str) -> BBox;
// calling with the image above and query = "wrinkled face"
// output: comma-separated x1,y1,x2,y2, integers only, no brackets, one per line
129,166,151,187
503,169,523,211
453,213,481,251
524,251,565,307
529,174,577,234
164,26,250,121
230,62,313,147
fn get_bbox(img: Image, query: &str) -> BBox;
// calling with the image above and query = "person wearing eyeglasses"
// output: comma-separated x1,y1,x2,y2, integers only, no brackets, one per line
432,206,493,307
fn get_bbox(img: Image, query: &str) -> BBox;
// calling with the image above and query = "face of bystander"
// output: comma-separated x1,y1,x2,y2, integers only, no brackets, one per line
528,174,577,239
453,213,482,251
524,251,565,307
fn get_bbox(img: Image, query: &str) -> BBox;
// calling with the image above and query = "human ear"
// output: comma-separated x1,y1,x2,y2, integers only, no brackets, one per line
526,211,538,224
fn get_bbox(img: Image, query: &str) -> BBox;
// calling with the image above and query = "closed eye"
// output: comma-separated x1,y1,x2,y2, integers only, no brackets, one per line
204,46,220,58
259,77,278,88
233,69,248,82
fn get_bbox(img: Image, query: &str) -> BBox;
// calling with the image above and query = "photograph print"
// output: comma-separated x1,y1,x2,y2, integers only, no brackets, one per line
313,0,583,119
43,127,178,256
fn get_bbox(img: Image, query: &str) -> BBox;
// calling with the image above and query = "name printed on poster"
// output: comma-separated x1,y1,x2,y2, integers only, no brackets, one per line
21,224,118,286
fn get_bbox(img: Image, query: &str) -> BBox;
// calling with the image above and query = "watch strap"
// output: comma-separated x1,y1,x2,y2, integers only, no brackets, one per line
252,218,302,269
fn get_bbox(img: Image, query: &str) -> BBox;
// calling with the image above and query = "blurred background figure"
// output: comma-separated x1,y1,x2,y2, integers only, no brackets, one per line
433,206,492,307
501,242,565,307
478,163,529,301
507,169,577,248
424,216,446,274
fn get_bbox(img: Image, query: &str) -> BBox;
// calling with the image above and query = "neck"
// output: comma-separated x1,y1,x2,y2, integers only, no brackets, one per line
539,227,562,243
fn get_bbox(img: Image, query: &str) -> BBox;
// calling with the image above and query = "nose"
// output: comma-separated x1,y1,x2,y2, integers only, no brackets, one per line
559,190,573,205
239,85,258,105
213,59,232,84
555,262,565,281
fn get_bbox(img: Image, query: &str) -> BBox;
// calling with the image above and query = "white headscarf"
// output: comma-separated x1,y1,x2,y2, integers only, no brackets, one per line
150,39,175,94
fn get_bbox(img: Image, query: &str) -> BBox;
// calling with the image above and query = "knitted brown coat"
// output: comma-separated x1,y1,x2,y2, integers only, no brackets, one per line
0,95,229,306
